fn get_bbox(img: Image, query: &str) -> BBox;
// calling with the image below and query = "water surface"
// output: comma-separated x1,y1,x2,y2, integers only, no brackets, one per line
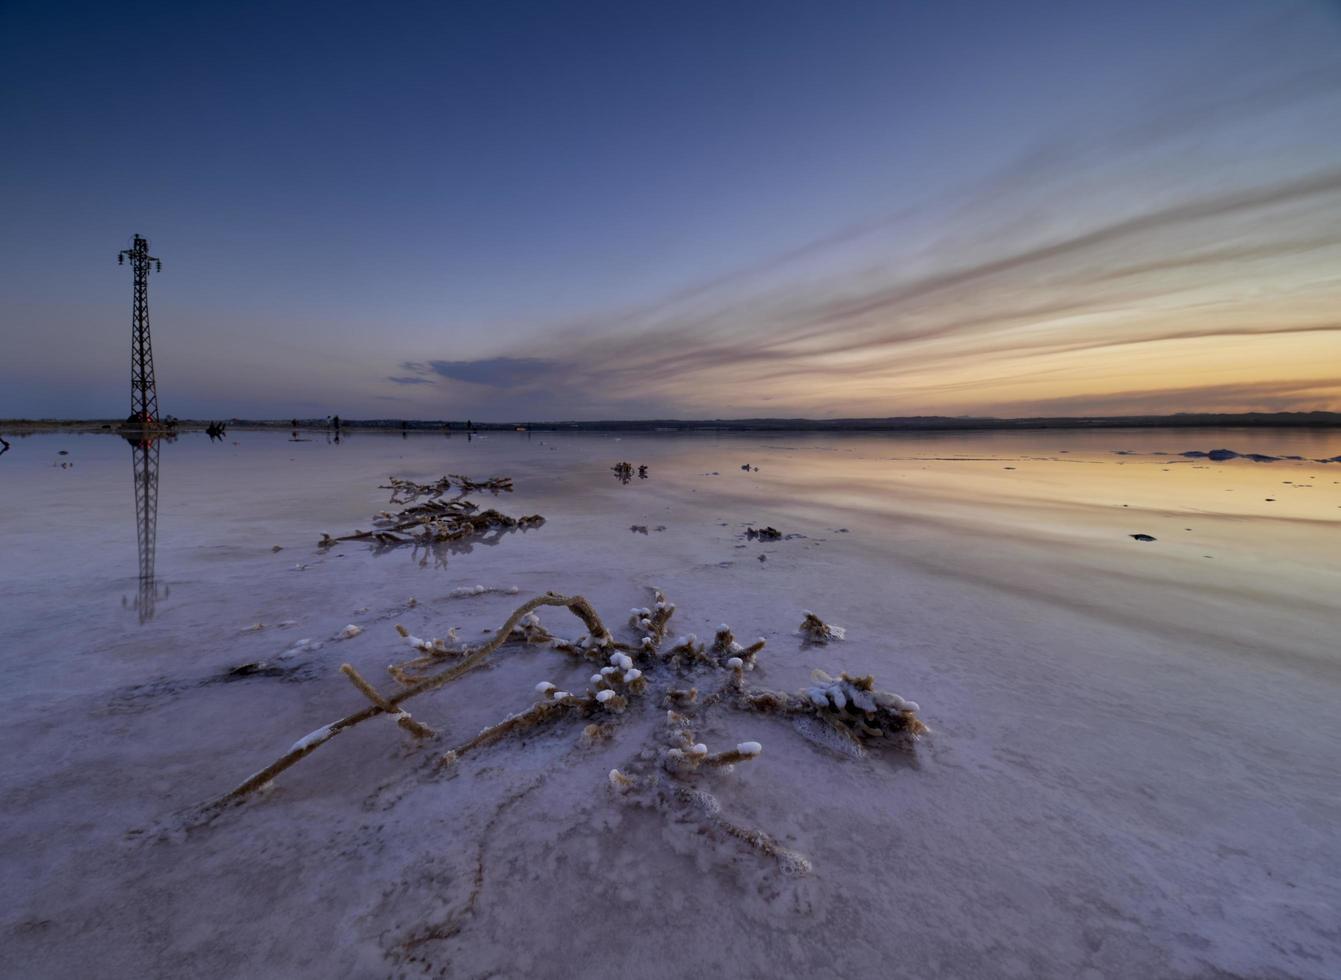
2,427,1339,978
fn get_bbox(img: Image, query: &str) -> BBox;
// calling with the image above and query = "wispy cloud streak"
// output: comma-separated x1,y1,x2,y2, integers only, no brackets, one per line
394,48,1341,418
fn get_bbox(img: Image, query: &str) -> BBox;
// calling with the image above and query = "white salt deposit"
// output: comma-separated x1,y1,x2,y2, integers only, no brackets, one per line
288,724,335,754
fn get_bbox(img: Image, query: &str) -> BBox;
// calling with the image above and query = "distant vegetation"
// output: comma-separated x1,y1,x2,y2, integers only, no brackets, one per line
3,411,1341,434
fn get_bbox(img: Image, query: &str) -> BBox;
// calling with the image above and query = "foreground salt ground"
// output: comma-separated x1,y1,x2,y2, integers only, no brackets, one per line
2,430,1340,978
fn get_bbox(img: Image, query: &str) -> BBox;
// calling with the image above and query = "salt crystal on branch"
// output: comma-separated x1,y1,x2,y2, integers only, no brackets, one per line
289,724,335,753
799,611,846,644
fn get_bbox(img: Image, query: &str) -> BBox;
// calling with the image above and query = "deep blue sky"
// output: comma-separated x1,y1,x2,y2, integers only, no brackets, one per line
3,1,1340,419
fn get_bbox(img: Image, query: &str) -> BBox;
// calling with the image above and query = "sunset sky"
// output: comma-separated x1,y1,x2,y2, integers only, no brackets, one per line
2,0,1340,420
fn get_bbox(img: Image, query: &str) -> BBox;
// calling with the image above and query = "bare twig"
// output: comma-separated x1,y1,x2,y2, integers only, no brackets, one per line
214,592,614,806
340,664,435,739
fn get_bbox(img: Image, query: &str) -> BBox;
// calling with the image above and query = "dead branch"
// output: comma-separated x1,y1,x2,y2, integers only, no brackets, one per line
320,475,543,550
203,579,928,881
214,592,615,807
340,664,435,739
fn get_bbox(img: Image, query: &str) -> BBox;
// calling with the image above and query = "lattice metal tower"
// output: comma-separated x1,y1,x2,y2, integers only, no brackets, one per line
118,235,163,425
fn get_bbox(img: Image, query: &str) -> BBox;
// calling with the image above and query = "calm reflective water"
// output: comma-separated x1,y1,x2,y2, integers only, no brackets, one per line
4,426,1341,978
3,426,1338,665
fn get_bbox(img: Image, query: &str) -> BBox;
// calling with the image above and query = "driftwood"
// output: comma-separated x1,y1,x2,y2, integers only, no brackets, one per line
217,592,611,804
320,475,541,550
205,584,929,875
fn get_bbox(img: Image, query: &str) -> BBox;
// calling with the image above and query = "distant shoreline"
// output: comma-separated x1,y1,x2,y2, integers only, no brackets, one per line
3,411,1341,434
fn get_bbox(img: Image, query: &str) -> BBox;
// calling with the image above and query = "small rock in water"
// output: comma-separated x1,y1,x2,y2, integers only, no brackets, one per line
1129,533,1157,542
223,661,289,680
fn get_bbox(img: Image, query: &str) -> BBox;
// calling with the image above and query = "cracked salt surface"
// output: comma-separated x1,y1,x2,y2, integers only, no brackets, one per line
1,428,1340,978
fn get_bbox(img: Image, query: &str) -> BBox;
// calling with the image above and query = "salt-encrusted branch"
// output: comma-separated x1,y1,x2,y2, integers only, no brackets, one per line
320,474,540,549
440,696,573,767
340,664,435,739
737,669,927,753
203,577,929,881
213,592,616,807
321,509,544,549
676,785,811,876
606,708,801,873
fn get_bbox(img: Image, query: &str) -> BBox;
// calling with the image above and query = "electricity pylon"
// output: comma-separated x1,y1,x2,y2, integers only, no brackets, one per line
118,235,163,425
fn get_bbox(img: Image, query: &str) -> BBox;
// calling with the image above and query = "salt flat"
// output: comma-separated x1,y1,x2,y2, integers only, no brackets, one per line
1,428,1339,979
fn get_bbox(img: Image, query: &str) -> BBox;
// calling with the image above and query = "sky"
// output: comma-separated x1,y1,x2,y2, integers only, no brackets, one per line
2,0,1340,421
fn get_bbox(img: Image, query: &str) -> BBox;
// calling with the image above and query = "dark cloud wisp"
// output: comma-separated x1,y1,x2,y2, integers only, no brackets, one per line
412,357,555,388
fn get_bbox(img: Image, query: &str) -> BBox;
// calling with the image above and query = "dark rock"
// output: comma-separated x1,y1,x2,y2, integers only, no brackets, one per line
223,661,289,679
